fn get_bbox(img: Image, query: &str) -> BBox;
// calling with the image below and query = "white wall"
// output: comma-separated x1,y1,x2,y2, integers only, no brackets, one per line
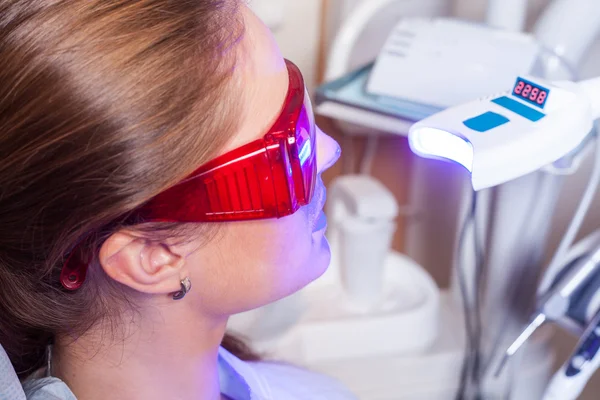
249,0,323,91
453,0,549,22
250,0,450,91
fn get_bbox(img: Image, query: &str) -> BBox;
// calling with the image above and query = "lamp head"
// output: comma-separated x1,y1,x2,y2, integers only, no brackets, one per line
409,127,474,173
408,76,594,191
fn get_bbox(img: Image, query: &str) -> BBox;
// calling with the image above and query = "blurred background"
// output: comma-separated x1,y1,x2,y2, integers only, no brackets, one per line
244,1,600,398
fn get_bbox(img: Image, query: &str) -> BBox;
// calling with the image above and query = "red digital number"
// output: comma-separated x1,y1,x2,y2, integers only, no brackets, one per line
514,81,525,94
522,84,532,97
530,88,540,101
537,91,547,104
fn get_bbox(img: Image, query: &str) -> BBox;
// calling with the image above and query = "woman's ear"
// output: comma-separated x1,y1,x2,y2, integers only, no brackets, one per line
98,230,186,296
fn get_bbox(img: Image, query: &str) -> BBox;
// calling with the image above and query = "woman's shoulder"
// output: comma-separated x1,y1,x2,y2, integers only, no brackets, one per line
1,344,75,400
22,378,77,400
250,360,359,400
1,344,26,400
218,347,358,400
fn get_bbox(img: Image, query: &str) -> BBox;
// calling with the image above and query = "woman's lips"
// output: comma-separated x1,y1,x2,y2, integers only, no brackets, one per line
309,181,326,229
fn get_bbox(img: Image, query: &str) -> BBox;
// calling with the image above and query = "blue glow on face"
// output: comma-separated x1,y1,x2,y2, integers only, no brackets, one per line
409,127,474,172
298,138,312,166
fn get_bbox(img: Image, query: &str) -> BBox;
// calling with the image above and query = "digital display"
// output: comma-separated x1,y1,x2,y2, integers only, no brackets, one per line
512,77,550,109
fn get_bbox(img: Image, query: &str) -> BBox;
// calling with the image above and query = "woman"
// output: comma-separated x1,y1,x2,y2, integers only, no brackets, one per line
0,1,356,399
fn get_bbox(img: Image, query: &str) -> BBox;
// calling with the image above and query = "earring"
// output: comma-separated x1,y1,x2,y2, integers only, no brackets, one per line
172,277,192,300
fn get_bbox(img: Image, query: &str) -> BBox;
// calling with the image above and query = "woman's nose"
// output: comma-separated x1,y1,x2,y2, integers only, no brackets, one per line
316,126,341,174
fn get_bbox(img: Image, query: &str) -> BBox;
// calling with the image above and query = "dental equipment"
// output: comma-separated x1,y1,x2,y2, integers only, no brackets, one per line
544,308,600,399
498,240,600,375
367,18,540,109
408,75,600,191
407,68,600,398
326,175,399,310
312,1,600,399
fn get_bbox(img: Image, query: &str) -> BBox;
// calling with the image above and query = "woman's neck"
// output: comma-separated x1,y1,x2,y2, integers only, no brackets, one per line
52,305,229,400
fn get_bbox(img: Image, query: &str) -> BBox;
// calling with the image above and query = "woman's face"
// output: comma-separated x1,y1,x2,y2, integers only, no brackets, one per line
176,6,340,316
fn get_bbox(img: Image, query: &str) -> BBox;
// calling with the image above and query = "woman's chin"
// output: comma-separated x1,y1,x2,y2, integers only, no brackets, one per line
309,236,332,282
286,238,332,297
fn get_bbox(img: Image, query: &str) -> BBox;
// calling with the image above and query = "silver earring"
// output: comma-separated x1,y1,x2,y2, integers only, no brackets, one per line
172,277,192,300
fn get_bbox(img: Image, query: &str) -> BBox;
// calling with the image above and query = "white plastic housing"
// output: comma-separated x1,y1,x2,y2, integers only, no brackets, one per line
339,217,396,310
327,175,399,221
367,18,540,108
326,175,399,309
408,76,594,191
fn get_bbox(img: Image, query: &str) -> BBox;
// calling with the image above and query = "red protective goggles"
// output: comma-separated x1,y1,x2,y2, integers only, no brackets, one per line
61,59,317,290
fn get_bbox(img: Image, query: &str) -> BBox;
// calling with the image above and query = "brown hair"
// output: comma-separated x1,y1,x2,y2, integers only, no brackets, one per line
0,0,257,379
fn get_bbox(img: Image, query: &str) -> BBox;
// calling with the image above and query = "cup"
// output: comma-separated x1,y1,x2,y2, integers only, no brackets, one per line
338,216,397,310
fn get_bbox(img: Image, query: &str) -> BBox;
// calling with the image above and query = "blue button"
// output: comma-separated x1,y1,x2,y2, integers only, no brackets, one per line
492,96,546,122
463,111,510,132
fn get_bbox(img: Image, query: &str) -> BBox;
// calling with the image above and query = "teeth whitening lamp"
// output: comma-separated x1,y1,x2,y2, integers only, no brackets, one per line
409,76,600,191
409,74,600,399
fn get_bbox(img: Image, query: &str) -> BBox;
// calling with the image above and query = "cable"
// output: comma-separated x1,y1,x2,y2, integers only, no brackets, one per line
455,190,481,400
471,191,487,396
455,192,474,399
503,345,526,400
538,123,600,296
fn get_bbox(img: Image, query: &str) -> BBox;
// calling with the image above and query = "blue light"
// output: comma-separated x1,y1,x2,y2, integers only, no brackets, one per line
409,127,474,172
298,139,312,166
